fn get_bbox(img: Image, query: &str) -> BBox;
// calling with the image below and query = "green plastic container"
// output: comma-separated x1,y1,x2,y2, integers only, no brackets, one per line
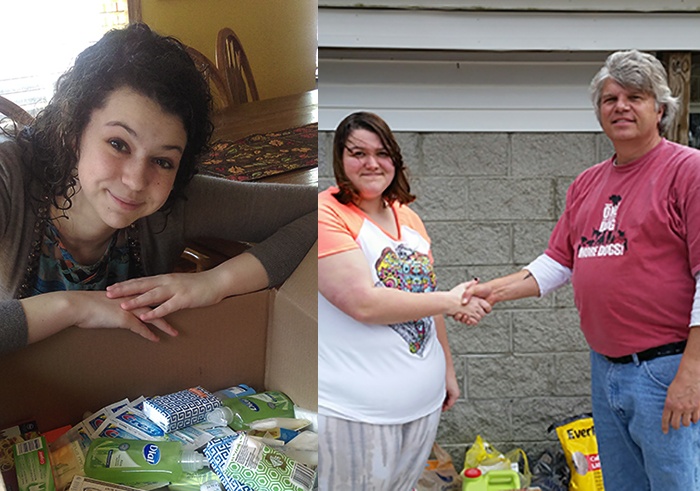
462,468,521,491
212,390,295,431
84,438,207,484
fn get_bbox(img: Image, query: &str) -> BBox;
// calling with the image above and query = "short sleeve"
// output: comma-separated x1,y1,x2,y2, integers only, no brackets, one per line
674,154,700,276
318,188,362,259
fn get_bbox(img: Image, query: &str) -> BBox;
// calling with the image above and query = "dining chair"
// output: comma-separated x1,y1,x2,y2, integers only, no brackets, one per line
185,46,233,110
215,27,260,105
0,95,34,127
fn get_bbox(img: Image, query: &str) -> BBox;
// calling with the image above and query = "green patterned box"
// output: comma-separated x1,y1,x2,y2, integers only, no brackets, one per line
207,434,316,491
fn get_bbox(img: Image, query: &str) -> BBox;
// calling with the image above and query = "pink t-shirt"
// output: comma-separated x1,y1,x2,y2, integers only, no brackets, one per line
547,139,700,357
317,187,446,424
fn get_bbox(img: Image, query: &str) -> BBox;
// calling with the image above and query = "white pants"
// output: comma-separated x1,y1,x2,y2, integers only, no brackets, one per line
318,408,442,491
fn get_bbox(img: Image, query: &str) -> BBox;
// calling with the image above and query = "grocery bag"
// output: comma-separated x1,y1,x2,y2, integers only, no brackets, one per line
416,443,461,491
463,435,531,487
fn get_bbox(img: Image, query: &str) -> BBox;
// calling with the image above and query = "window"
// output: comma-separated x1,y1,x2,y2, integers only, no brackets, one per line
0,1,131,116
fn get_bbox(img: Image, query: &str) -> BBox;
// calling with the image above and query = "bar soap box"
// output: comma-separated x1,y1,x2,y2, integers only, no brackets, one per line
143,386,221,432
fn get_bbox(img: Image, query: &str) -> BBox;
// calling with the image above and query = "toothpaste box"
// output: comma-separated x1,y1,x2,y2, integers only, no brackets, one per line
13,436,56,491
143,386,222,433
0,420,40,491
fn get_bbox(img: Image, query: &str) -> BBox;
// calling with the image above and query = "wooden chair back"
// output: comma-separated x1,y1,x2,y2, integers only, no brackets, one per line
185,46,233,110
0,95,34,127
216,27,260,105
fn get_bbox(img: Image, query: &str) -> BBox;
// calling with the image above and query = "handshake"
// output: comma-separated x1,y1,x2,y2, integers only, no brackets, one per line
449,279,494,326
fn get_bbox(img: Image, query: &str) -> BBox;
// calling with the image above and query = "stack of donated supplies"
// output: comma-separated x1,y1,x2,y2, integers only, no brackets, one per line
3,385,318,491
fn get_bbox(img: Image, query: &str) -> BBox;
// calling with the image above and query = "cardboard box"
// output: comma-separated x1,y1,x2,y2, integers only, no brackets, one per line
0,241,317,433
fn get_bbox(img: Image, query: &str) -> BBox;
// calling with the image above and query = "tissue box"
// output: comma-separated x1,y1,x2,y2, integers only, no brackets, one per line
143,387,221,432
205,435,316,491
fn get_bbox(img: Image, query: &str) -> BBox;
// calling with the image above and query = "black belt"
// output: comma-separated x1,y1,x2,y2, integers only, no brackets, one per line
604,341,687,364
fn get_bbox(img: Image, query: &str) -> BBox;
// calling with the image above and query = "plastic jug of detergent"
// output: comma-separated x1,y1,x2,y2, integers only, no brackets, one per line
462,468,521,491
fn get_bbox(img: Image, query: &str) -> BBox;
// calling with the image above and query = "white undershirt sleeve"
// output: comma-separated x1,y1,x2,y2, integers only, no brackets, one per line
690,272,700,327
524,260,700,323
524,254,572,298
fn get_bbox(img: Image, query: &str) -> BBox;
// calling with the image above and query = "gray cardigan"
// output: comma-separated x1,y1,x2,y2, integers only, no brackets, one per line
0,139,317,354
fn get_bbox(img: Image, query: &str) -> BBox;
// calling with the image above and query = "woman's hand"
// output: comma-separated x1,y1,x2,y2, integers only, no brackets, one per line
465,282,496,306
452,296,492,325
453,282,494,324
21,291,178,344
445,279,479,315
75,292,178,341
106,270,224,322
448,279,476,308
443,368,460,411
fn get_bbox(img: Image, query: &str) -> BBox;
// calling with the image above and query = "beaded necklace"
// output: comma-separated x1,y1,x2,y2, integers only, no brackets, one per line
17,195,144,299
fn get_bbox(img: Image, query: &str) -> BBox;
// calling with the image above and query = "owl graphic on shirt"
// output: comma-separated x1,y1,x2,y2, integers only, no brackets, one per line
374,244,437,355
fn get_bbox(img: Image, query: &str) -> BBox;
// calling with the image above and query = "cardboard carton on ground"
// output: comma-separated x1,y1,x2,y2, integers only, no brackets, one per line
0,241,318,433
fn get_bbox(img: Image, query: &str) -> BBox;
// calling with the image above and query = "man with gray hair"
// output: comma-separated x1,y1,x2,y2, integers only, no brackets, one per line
464,50,700,489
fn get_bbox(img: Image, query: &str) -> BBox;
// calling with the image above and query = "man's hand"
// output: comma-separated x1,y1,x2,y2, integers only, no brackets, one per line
662,362,700,433
453,283,494,324
452,296,492,325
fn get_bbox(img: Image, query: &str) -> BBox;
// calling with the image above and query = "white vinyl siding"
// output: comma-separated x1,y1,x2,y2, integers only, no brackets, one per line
319,10,700,52
319,0,700,11
319,52,605,132
318,7,700,132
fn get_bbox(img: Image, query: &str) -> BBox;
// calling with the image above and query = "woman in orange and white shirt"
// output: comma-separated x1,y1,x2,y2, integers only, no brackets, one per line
318,111,491,490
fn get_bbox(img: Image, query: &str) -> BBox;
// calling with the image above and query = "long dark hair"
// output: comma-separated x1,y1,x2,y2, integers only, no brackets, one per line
18,23,214,214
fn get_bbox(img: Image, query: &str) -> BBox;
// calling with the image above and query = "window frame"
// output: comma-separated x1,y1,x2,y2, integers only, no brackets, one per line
128,0,141,22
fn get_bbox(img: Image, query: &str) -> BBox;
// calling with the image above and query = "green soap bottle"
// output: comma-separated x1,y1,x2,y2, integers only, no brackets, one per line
84,438,208,484
207,390,295,431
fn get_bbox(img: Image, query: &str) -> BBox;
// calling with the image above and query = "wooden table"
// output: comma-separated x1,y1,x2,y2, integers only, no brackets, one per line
180,89,318,271
210,89,318,186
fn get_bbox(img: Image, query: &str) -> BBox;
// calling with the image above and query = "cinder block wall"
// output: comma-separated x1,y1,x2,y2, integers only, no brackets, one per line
318,130,615,464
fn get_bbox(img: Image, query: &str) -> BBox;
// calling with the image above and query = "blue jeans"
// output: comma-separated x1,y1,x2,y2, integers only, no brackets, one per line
590,350,700,490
